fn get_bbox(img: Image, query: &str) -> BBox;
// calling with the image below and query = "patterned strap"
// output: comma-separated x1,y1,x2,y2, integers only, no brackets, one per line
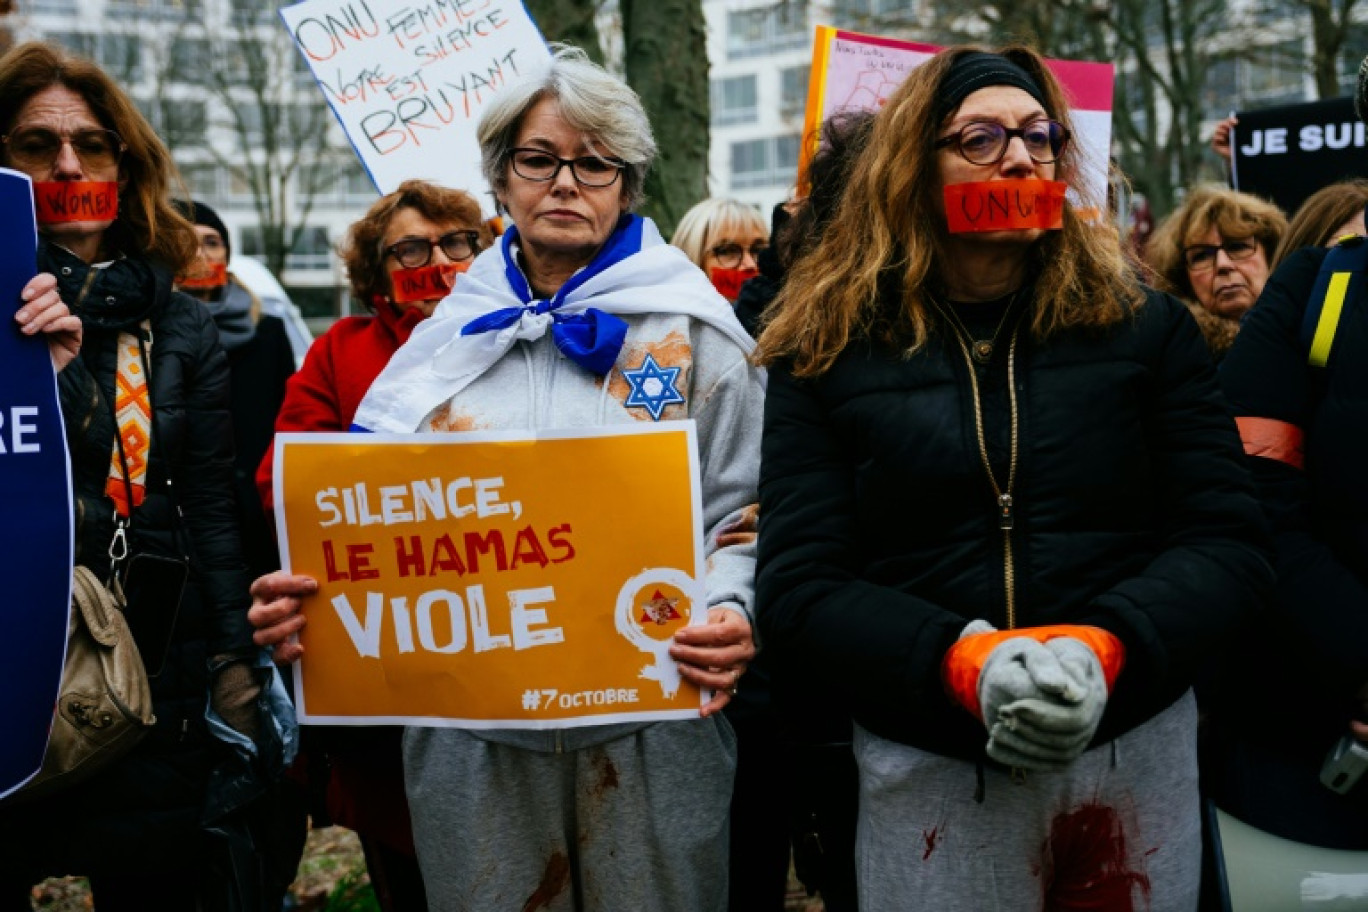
105,324,152,518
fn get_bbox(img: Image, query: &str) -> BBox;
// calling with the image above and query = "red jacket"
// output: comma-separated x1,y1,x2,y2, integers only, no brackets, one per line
256,300,423,856
256,301,423,510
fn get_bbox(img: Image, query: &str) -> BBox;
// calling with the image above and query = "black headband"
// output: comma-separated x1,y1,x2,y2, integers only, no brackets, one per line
936,51,1049,123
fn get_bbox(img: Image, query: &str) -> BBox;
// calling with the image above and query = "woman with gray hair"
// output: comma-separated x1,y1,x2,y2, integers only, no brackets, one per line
247,45,762,909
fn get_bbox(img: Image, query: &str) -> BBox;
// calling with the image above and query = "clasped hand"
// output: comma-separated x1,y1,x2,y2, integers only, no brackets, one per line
978,633,1107,770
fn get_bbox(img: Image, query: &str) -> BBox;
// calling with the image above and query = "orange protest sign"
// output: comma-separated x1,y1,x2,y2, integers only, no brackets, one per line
943,179,1067,234
33,181,117,224
390,262,469,304
274,424,709,728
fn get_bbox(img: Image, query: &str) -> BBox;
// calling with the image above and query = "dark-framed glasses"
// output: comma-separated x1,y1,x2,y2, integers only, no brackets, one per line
2,125,125,171
1184,238,1259,272
934,119,1070,166
385,230,481,268
710,241,767,269
509,147,625,188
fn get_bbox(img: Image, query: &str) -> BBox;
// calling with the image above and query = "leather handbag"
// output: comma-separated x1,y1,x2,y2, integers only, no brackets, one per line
6,565,156,803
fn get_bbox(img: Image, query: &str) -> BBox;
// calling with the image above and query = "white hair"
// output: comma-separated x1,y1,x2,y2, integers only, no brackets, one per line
478,44,657,209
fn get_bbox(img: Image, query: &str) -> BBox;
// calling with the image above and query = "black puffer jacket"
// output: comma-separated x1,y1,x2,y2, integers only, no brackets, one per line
756,286,1272,761
1215,246,1368,845
10,242,253,872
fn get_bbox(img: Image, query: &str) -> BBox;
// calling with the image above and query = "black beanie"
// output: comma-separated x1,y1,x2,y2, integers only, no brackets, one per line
935,51,1049,123
173,198,231,262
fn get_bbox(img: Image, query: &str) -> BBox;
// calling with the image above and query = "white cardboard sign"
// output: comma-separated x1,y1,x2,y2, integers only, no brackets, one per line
280,0,551,208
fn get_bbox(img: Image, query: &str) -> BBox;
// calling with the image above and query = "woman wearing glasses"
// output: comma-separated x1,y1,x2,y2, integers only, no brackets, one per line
671,197,770,305
1146,185,1286,360
0,42,265,908
754,46,1270,908
248,46,761,910
251,179,491,911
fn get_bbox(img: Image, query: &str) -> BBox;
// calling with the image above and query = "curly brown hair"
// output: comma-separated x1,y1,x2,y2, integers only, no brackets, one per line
755,45,1142,376
1145,185,1286,302
0,41,199,273
341,180,492,308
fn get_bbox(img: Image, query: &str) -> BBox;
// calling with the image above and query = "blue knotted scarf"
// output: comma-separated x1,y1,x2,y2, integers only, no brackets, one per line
459,216,643,375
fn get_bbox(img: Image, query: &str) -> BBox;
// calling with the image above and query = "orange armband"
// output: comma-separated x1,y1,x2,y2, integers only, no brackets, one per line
942,624,1126,721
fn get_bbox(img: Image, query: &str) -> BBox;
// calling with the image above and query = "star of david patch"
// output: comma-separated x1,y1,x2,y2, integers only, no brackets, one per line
622,352,685,420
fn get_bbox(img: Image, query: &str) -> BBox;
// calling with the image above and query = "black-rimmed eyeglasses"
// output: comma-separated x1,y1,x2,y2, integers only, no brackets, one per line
509,147,625,188
1184,238,1259,272
710,242,767,268
2,125,126,171
385,230,481,269
934,120,1070,166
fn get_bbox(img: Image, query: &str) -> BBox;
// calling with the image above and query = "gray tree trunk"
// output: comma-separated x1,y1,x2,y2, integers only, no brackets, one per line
524,0,605,63
621,0,710,237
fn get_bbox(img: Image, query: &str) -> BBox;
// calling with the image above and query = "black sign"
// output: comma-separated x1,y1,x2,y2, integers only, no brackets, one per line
1232,96,1367,216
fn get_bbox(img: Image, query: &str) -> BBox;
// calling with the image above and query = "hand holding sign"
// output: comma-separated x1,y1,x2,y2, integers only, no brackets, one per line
248,571,319,665
669,607,755,717
15,272,82,370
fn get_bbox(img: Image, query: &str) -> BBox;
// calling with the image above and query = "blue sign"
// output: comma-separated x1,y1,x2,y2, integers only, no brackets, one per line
0,168,73,800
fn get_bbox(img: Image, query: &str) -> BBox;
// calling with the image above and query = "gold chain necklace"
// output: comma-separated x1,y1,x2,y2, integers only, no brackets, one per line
931,294,1024,629
934,288,1023,364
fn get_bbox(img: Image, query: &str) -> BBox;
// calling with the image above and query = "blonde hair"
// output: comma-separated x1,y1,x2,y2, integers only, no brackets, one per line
670,198,768,268
1146,185,1286,300
478,44,655,210
755,45,1141,376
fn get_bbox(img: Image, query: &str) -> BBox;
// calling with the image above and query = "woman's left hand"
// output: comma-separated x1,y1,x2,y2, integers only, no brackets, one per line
16,273,81,371
670,606,755,717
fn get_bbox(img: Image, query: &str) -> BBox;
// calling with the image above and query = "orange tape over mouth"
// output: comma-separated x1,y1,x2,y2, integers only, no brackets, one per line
34,181,118,224
390,262,468,305
944,179,1067,234
177,261,228,289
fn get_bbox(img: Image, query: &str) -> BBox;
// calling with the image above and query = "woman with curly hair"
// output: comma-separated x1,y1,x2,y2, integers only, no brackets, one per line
1146,185,1286,360
755,45,1270,909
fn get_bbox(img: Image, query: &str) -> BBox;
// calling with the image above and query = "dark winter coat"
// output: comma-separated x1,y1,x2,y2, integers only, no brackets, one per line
211,285,295,580
756,285,1272,763
1,241,253,875
1215,246,1368,846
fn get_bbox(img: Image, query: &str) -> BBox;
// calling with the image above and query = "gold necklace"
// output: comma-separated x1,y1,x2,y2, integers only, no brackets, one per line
934,288,1023,364
931,291,1024,628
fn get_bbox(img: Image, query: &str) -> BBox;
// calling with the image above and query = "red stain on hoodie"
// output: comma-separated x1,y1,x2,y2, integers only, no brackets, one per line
1042,804,1152,911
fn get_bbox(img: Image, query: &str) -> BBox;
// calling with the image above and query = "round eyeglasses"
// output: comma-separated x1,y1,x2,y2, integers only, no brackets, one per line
934,120,1070,166
385,230,481,269
710,241,767,269
2,125,126,172
1183,238,1259,273
509,147,625,188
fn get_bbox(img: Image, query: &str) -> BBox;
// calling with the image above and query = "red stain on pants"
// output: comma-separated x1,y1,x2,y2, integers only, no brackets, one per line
1043,804,1151,911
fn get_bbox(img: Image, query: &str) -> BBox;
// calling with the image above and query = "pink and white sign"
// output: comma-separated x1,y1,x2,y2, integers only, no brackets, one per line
802,28,1114,212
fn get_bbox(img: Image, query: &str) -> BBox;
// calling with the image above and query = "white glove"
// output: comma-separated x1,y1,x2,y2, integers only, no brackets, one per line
989,637,1107,769
977,634,1077,730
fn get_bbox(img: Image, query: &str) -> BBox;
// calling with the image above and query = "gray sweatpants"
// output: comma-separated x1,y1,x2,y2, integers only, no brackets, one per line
404,717,736,912
854,690,1201,912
